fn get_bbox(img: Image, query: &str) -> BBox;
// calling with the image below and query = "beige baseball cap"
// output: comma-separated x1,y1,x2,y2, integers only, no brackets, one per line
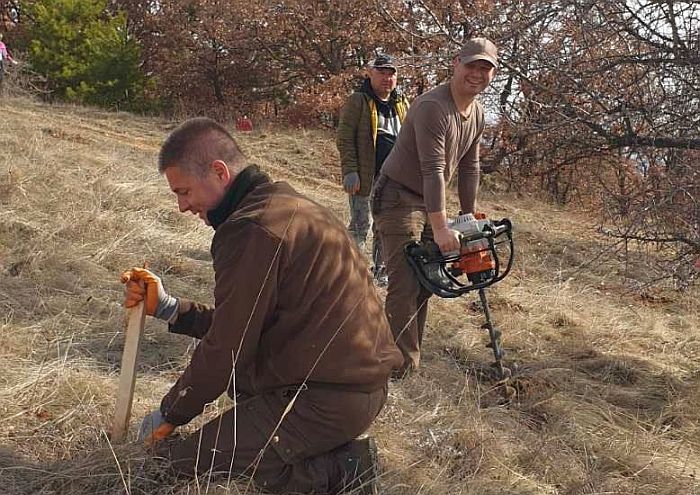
458,37,498,68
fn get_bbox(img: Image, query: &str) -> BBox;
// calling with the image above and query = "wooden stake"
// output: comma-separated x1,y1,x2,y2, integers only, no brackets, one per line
111,301,146,442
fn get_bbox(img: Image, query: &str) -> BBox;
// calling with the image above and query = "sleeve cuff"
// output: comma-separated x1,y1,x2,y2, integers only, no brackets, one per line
167,299,197,335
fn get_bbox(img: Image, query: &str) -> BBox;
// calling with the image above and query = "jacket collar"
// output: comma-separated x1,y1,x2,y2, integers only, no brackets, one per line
206,164,270,229
360,78,402,104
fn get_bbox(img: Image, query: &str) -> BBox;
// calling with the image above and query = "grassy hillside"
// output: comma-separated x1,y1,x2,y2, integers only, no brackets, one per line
1,96,699,495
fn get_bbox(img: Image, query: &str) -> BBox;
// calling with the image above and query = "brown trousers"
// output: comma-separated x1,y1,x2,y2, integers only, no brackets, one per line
372,176,433,370
156,385,387,494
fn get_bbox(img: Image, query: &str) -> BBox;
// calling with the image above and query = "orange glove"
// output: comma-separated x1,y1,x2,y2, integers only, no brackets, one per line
144,422,176,447
138,409,176,446
120,267,179,322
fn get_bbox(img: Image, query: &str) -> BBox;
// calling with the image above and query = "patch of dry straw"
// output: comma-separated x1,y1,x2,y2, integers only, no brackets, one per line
1,97,699,494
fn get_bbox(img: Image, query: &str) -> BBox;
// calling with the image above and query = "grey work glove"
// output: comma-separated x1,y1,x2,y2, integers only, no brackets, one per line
343,172,361,194
138,409,165,442
121,267,179,323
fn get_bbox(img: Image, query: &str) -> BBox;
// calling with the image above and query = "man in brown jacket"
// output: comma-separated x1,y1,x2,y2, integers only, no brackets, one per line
121,117,402,494
372,38,498,377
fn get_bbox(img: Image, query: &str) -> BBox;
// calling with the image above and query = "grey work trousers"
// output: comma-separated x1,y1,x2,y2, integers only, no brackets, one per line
155,385,387,494
372,175,434,371
347,194,384,274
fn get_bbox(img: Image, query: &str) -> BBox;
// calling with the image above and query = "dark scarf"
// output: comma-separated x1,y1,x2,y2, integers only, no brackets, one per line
206,164,270,230
360,78,400,121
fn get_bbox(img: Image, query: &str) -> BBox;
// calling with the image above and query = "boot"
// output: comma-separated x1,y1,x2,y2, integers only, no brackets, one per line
332,437,379,495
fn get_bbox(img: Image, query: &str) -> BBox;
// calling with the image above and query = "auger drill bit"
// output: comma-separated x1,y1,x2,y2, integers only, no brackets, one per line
478,288,511,382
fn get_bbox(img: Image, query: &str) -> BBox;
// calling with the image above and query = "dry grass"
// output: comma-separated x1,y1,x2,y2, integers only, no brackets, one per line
1,95,699,494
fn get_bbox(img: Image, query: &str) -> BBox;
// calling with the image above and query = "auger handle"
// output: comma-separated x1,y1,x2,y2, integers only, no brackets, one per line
458,218,512,243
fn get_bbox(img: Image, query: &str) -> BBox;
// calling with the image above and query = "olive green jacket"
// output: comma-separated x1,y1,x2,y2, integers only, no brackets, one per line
336,86,409,196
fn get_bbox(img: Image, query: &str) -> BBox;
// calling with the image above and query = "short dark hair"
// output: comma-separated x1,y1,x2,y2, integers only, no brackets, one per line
158,117,246,176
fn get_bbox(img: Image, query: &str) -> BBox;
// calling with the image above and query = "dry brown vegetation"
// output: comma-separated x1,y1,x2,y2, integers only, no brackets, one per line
1,96,699,495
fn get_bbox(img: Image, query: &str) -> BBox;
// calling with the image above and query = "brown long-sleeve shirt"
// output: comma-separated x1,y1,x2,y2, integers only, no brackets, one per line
160,170,402,426
380,83,485,213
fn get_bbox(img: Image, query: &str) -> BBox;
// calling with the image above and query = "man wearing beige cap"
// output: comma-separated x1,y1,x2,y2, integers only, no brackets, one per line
371,37,498,377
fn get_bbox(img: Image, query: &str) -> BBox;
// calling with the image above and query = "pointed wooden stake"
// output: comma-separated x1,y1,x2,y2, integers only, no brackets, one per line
111,301,146,442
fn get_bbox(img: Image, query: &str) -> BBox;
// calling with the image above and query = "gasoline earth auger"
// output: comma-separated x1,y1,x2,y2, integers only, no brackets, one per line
405,213,514,381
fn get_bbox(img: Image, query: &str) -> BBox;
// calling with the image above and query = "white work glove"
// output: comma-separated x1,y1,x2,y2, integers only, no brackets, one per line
343,172,360,194
120,267,179,322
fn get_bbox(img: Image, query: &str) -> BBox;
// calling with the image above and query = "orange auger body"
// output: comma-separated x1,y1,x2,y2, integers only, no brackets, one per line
449,212,496,280
454,240,495,276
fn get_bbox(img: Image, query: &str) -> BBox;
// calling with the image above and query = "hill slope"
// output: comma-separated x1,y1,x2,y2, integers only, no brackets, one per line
1,97,699,495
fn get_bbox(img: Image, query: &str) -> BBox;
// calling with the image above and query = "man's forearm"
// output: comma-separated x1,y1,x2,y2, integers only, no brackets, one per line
458,166,479,214
457,137,481,213
336,98,361,176
168,299,214,339
337,141,359,177
424,175,452,234
427,211,449,233
422,174,448,214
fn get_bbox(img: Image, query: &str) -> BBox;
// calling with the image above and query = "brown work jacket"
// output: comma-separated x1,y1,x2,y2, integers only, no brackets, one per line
161,166,402,426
